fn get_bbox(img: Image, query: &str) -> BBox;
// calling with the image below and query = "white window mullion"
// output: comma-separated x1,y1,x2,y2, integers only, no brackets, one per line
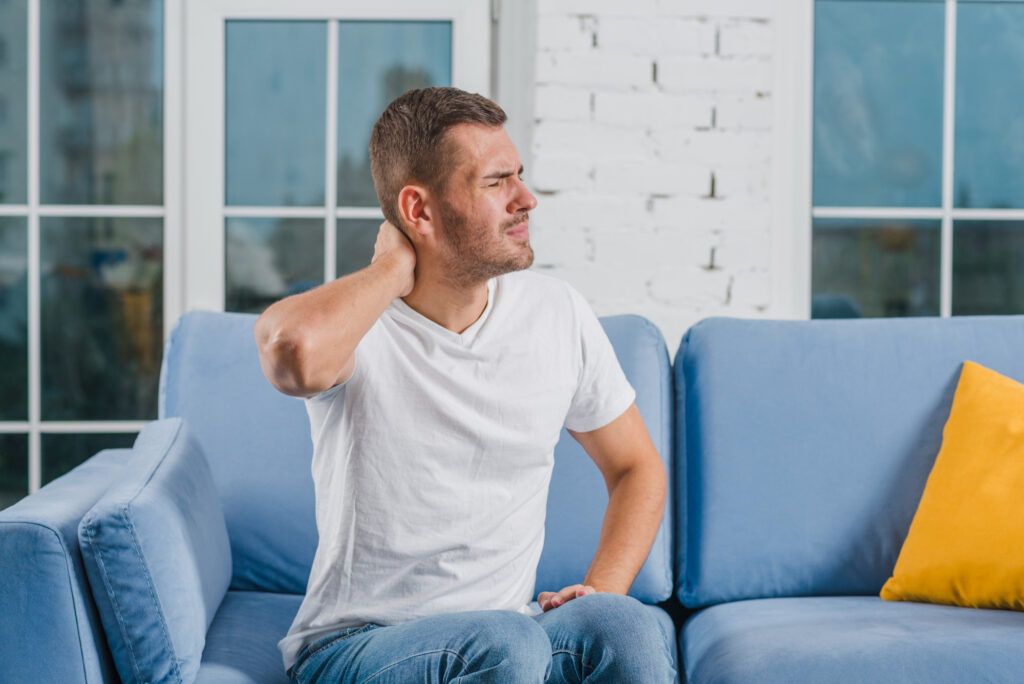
812,207,944,220
336,207,384,220
940,0,957,318
37,421,149,434
27,0,40,494
324,20,339,283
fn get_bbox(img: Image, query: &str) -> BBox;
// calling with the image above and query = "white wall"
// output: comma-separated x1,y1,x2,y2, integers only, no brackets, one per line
527,0,806,352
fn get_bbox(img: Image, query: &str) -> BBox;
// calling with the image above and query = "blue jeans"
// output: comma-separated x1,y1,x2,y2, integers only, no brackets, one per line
290,593,676,683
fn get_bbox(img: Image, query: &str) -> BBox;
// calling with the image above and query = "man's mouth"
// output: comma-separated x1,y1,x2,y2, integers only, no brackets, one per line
504,214,530,240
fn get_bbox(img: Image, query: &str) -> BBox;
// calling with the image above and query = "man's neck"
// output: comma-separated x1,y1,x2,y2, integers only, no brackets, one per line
401,269,491,334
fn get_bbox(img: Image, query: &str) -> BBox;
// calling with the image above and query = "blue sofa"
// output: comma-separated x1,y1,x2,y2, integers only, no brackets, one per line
3,311,1024,682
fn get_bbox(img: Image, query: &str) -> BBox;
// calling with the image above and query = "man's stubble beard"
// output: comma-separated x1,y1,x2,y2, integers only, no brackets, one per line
437,198,534,287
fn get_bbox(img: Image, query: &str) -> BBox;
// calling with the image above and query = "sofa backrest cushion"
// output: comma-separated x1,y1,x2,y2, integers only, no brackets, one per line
79,418,231,684
161,310,674,601
675,315,1024,607
0,449,129,684
537,314,674,603
160,311,316,593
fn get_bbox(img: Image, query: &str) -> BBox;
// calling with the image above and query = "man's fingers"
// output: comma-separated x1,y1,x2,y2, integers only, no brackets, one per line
539,584,596,611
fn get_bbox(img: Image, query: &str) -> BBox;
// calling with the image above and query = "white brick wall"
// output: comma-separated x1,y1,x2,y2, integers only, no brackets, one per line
530,0,781,353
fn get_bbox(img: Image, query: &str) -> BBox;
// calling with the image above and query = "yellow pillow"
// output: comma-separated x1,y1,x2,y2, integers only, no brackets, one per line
881,360,1024,610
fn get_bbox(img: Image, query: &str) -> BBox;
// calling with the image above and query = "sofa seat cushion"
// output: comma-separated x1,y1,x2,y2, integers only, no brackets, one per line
682,596,1024,684
196,591,302,684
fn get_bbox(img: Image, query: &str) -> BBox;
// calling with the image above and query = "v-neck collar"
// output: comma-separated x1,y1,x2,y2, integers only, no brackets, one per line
389,278,497,346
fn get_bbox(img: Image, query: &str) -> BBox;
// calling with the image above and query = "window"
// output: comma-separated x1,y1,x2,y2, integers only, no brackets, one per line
220,19,454,314
810,0,1024,318
0,0,165,508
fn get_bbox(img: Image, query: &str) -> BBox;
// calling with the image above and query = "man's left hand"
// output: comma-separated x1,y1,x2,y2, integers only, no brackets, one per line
538,584,597,612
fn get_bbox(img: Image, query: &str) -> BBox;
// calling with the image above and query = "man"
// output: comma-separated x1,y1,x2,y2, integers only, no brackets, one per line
255,87,673,683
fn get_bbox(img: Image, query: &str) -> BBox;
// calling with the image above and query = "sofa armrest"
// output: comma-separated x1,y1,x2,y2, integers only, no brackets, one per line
0,449,131,683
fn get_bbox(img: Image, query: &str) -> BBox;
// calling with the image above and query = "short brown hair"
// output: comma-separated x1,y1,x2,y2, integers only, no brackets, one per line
369,87,507,230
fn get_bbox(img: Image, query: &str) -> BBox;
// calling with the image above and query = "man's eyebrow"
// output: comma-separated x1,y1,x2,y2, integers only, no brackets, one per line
482,165,525,180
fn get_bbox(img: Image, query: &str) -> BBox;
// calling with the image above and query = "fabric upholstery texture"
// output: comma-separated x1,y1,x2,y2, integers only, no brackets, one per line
674,315,1024,607
881,361,1024,610
538,314,675,603
78,418,232,684
683,596,1024,684
0,448,129,684
195,591,303,684
160,311,317,594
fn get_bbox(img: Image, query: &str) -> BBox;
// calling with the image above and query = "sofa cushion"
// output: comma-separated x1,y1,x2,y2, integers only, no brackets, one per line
79,418,232,684
0,448,129,684
882,361,1024,610
160,311,318,594
537,314,675,603
682,596,1024,684
674,315,1024,607
196,591,302,684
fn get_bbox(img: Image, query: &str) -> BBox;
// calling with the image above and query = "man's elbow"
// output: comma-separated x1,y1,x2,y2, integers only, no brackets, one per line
254,318,323,397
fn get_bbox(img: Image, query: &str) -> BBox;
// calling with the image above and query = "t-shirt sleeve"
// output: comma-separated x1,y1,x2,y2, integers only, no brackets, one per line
563,287,636,433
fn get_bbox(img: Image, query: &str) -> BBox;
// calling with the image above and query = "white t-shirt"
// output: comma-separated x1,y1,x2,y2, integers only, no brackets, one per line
279,270,636,671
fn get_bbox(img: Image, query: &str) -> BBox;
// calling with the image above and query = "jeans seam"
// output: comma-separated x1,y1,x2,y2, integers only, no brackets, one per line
363,648,469,682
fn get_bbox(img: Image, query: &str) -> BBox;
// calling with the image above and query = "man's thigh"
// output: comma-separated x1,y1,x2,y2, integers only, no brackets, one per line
532,593,677,684
291,610,550,684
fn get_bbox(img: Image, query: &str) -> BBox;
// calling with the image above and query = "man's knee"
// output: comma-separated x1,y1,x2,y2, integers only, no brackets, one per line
461,611,550,681
544,594,676,681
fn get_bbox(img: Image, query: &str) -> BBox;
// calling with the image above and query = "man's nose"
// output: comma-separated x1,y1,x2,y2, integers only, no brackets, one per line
510,177,538,213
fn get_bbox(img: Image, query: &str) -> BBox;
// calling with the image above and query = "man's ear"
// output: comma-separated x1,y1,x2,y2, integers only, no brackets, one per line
397,185,435,240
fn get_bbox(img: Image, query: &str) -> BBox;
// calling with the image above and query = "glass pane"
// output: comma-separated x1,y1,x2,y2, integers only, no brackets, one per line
954,2,1024,209
0,0,28,204
0,433,28,510
225,217,322,313
813,1,944,207
0,217,27,420
226,21,326,207
337,21,452,207
42,432,136,486
812,218,940,318
337,218,379,277
40,217,162,420
953,220,1024,315
39,0,164,205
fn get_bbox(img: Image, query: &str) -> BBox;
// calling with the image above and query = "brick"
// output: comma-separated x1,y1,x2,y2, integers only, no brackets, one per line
654,18,717,55
714,93,773,130
718,19,775,57
652,129,773,168
532,191,650,230
596,18,656,52
658,55,772,92
534,85,593,121
657,0,774,20
594,91,713,128
536,50,653,89
593,158,710,196
536,14,596,51
539,0,659,16
533,120,655,158
531,155,594,192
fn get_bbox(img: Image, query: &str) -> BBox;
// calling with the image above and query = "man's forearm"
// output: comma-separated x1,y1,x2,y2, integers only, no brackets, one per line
583,461,666,594
254,252,410,397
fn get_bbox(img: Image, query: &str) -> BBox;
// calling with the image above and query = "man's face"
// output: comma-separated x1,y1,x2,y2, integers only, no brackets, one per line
433,123,538,284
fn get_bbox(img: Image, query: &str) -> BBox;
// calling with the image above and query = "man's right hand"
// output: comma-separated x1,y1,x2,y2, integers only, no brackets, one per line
372,221,416,298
